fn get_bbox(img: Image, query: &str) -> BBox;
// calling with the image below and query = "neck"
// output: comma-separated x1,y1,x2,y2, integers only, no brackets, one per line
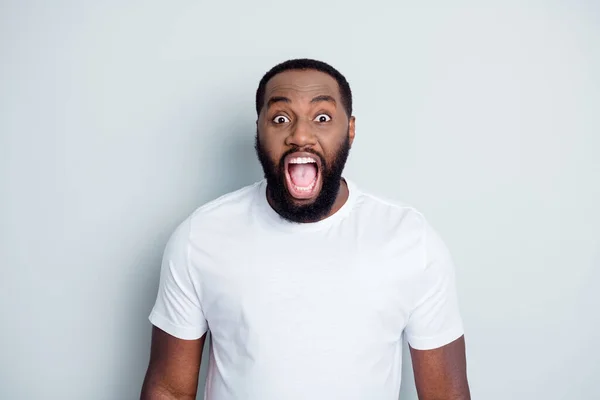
326,178,349,218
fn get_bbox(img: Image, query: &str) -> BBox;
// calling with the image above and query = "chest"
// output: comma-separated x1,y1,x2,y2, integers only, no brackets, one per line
192,231,423,346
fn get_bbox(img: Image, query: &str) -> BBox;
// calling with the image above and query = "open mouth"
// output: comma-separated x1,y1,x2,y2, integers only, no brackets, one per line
284,152,322,200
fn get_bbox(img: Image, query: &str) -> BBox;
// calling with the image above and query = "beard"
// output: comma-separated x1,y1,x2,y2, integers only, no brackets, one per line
254,131,351,223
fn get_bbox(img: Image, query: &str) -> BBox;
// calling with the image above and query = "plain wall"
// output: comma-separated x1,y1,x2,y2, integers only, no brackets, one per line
1,1,599,399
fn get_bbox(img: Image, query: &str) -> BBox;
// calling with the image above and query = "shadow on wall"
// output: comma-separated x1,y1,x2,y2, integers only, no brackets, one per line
207,127,264,200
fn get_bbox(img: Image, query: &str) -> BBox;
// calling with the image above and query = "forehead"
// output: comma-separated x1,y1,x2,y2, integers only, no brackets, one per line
264,69,341,101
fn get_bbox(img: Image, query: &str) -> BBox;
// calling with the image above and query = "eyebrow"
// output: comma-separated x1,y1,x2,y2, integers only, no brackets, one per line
266,94,337,109
267,96,291,108
310,95,337,106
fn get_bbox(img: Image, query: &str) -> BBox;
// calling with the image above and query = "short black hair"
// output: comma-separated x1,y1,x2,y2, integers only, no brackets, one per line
255,58,353,117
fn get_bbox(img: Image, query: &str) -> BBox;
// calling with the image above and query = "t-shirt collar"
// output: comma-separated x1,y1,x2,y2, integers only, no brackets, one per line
256,178,358,233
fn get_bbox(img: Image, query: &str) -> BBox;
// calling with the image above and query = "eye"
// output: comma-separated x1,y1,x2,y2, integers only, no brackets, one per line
314,114,331,123
272,115,290,124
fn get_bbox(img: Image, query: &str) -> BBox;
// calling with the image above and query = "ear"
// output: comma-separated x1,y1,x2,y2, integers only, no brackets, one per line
348,116,356,146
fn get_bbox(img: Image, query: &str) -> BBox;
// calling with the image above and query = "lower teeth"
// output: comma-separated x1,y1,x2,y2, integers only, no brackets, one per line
293,180,316,192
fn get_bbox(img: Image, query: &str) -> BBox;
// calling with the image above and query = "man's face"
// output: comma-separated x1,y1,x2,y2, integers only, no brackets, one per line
255,69,355,223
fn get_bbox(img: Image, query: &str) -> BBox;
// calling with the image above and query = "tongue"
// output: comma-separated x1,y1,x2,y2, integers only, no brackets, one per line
289,163,317,187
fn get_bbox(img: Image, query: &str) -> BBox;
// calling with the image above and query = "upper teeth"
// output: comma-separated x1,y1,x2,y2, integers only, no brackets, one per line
289,157,316,164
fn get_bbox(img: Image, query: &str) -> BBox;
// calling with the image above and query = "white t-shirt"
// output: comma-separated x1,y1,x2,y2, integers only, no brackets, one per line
149,178,464,400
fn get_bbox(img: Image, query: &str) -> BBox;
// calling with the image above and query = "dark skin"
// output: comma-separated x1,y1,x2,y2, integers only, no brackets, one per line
257,69,355,216
140,327,206,399
411,336,471,399
140,70,470,399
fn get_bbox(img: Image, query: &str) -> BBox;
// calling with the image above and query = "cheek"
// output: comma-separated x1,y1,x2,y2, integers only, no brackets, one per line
259,129,286,152
318,131,347,157
258,135,284,165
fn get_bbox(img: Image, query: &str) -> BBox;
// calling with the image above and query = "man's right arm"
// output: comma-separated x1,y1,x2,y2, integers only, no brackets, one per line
140,326,207,400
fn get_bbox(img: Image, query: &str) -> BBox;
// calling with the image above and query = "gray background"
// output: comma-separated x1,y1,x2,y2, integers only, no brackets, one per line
1,1,599,399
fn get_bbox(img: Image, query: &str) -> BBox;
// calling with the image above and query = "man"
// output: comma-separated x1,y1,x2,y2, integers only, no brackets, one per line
140,59,470,400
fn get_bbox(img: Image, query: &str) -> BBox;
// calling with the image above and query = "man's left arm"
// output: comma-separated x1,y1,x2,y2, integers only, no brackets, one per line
410,336,470,400
405,220,471,399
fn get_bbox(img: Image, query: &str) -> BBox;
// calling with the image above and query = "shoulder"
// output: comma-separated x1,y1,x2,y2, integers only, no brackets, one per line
352,182,428,237
187,180,262,226
192,180,261,216
166,181,263,249
350,182,451,266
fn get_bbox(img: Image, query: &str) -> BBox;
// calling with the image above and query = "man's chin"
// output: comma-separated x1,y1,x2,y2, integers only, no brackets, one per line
268,181,336,223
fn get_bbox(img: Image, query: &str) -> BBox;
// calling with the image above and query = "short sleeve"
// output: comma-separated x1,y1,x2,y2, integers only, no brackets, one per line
148,218,208,340
405,222,465,350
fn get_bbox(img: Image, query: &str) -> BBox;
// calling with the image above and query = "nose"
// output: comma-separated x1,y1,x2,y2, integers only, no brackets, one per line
285,118,317,148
